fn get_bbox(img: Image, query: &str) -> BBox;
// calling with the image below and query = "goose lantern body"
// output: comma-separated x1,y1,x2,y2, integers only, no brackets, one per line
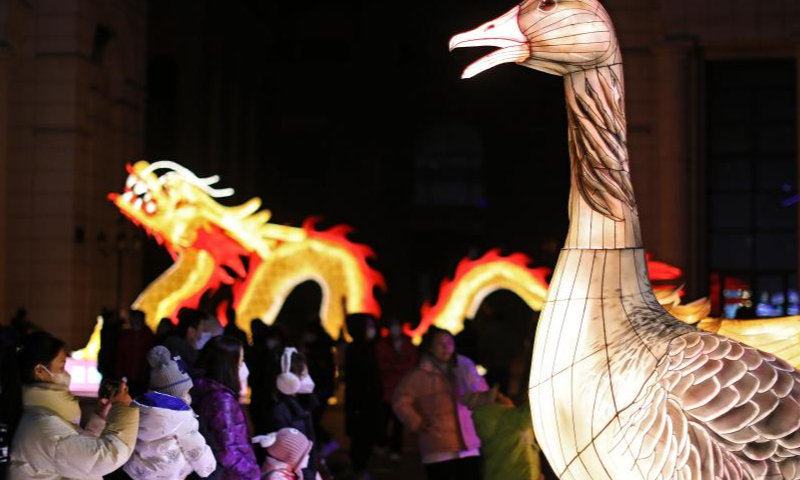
451,1,800,479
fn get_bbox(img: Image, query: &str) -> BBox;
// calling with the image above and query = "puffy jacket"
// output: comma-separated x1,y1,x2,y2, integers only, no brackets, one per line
392,355,487,460
191,378,259,480
124,391,217,479
471,403,541,480
9,383,139,480
344,340,382,438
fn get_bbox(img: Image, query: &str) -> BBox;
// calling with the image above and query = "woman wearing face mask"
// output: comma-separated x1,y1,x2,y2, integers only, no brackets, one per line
261,347,321,480
344,313,383,480
7,331,139,480
191,335,259,480
393,327,488,480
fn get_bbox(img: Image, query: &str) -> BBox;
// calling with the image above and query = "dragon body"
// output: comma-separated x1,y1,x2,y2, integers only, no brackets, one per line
109,161,383,339
416,252,800,370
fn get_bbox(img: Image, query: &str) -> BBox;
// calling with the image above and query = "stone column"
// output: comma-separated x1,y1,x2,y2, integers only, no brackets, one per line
0,45,8,321
653,37,702,297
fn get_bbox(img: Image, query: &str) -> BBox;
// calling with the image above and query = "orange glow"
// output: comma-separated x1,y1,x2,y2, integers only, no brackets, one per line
302,218,385,318
407,250,550,341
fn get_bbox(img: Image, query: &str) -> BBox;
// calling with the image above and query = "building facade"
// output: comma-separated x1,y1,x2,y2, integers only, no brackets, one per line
0,0,146,347
606,0,800,313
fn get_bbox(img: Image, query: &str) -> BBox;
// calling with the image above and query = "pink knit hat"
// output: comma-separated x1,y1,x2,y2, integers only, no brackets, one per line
254,428,313,475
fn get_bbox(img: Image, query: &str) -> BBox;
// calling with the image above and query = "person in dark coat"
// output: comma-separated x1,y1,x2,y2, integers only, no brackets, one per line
248,322,288,439
115,310,155,397
376,319,417,459
163,308,222,375
97,309,121,381
191,335,259,480
259,346,322,480
344,313,383,479
300,322,336,447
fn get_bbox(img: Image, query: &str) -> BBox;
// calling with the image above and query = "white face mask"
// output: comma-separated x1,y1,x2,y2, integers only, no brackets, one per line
42,365,71,389
239,362,250,387
297,374,315,394
365,327,377,341
195,332,213,350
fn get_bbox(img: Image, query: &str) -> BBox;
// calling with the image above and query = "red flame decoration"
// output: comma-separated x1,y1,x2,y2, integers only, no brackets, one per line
302,217,386,317
405,249,550,339
407,251,689,339
646,252,685,296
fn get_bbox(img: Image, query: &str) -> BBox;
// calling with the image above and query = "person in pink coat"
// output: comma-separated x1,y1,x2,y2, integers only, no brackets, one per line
392,326,488,480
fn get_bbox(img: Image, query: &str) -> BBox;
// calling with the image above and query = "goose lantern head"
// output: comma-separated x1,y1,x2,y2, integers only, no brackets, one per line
449,0,618,78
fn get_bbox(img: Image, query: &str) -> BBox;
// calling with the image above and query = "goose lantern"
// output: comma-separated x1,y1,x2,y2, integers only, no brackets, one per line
451,1,800,479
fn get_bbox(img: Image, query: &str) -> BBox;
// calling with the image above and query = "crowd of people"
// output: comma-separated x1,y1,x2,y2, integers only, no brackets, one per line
0,307,543,480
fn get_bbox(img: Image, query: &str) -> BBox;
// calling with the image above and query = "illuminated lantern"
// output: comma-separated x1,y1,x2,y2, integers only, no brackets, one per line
109,161,384,340
410,250,800,371
409,251,694,341
451,1,800,478
406,250,550,342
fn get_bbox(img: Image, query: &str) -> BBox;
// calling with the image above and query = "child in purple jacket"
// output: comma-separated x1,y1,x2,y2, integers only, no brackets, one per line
192,335,260,479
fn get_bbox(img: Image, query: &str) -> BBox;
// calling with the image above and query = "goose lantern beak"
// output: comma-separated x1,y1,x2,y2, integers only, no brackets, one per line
449,5,530,79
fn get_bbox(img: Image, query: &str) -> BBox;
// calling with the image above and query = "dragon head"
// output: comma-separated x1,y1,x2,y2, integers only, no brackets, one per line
109,161,235,253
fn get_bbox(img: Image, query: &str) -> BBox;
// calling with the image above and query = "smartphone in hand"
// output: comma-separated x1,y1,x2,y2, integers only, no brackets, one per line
98,377,126,399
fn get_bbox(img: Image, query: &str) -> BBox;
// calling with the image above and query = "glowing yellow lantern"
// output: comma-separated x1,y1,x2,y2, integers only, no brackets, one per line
109,161,384,340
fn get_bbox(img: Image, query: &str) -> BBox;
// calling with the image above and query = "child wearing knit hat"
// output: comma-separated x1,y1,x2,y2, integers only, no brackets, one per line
124,346,218,480
254,428,314,480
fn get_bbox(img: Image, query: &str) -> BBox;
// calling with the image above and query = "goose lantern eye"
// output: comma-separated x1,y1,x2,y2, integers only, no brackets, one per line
539,0,557,11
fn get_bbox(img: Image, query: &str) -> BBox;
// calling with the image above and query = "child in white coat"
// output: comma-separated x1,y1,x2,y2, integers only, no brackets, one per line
124,346,217,480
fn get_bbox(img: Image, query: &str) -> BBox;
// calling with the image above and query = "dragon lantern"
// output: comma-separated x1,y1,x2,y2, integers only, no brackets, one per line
109,161,384,340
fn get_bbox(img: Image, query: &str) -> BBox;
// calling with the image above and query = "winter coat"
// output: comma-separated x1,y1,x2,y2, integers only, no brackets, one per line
375,336,417,403
392,355,488,460
115,326,155,391
9,383,139,480
124,391,217,480
344,341,382,437
471,403,541,480
261,397,317,480
191,378,259,480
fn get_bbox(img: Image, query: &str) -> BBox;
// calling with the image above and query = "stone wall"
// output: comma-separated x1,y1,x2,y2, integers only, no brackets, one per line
0,0,146,347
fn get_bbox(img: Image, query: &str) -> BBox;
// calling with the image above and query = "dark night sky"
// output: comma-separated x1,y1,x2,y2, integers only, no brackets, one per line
144,0,572,322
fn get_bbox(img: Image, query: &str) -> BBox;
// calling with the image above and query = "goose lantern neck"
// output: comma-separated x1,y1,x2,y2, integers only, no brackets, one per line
450,0,640,250
450,1,800,480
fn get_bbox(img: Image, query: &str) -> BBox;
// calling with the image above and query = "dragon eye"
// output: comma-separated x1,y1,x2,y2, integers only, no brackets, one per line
539,0,557,11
